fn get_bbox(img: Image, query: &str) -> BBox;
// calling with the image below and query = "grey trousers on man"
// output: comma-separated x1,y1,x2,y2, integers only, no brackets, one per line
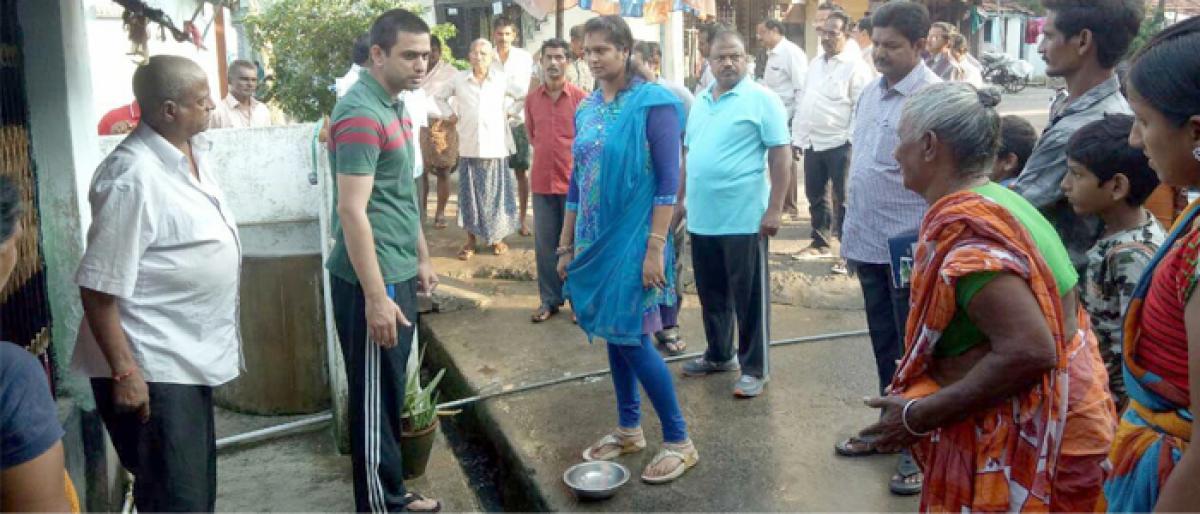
93,379,217,512
782,149,802,216
533,193,567,309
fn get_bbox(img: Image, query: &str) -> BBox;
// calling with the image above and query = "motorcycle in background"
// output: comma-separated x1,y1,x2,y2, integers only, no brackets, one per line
980,52,1033,94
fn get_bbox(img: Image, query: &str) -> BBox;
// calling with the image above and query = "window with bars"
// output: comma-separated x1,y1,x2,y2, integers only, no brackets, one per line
0,0,57,391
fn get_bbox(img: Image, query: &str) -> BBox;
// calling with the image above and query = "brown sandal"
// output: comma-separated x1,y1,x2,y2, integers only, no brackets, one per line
491,242,509,256
433,217,448,230
457,245,475,261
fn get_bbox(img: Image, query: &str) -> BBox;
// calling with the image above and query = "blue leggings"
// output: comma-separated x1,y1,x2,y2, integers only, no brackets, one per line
608,335,689,443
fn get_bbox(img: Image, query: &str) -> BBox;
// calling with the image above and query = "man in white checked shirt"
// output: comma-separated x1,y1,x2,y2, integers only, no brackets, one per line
791,11,874,264
755,19,807,218
833,1,940,497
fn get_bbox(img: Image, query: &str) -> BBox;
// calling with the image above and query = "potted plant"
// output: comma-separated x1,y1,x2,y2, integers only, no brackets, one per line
400,346,446,479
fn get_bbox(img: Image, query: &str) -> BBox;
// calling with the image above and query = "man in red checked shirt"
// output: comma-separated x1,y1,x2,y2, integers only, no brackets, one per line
524,38,586,324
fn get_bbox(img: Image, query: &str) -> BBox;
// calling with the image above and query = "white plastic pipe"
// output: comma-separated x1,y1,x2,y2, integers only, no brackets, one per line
215,412,332,451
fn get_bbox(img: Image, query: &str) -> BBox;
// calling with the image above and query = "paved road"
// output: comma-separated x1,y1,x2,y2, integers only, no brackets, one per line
995,83,1060,133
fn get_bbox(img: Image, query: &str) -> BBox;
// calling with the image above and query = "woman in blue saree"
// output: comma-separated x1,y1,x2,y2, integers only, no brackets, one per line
555,15,698,484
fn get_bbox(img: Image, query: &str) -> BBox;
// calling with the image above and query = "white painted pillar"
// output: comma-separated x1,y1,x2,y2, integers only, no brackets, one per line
19,0,98,401
662,11,685,84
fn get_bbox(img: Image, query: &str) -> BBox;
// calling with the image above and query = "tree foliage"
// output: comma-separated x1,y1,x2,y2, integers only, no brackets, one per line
244,0,459,121
1127,7,1167,59
1013,0,1045,16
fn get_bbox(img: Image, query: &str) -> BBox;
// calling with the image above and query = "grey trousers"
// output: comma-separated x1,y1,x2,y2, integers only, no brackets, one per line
92,379,216,512
533,193,567,309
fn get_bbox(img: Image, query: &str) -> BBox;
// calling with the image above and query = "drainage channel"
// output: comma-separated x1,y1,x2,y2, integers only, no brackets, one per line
420,323,548,512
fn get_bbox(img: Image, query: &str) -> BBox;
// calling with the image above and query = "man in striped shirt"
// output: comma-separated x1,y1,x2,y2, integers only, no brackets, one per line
326,9,441,512
835,0,940,496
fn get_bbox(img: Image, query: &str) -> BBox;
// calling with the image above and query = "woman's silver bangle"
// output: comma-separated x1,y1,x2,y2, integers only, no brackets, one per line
556,246,574,256
648,233,667,244
902,399,932,437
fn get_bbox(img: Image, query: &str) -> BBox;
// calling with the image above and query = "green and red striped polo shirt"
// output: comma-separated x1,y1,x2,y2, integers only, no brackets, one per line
326,70,420,285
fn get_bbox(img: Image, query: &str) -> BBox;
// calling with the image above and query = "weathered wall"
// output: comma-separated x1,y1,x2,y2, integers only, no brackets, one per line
98,123,326,226
20,2,122,509
21,0,97,401
83,0,240,126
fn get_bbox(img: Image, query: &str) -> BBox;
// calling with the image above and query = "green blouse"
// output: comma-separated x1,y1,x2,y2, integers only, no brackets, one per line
935,182,1079,358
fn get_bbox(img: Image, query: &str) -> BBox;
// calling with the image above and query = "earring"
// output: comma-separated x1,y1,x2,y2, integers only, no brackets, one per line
1193,146,1200,162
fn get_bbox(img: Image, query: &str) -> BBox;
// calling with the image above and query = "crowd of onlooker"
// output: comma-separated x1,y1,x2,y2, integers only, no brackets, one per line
4,0,1200,512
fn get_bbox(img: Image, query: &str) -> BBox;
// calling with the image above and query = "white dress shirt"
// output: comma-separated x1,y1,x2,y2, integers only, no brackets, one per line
72,124,242,386
399,89,428,178
955,58,985,88
792,49,875,151
495,46,534,125
436,68,517,159
209,94,273,129
422,60,460,119
760,37,808,117
861,44,879,76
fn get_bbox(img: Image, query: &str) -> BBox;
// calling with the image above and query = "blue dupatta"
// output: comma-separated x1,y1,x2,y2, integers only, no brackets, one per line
565,81,683,345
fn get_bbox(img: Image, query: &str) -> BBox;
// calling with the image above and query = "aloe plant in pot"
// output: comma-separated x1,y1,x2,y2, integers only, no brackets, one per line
400,345,446,479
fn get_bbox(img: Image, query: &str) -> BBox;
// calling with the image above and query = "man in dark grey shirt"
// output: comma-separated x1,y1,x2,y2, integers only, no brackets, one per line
1009,0,1143,271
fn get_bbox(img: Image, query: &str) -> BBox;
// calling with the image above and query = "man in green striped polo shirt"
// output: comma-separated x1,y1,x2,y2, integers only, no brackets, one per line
325,8,441,513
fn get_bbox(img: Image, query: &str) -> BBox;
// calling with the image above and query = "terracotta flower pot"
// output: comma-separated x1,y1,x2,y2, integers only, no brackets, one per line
400,420,438,479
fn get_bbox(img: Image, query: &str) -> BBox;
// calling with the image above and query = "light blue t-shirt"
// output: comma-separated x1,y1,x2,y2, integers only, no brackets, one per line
684,76,790,235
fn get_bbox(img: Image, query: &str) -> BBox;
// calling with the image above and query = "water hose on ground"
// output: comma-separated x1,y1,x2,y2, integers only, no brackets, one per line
214,328,868,452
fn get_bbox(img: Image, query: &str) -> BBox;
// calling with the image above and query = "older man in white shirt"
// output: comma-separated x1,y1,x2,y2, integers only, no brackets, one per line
792,11,874,263
755,19,808,218
209,59,274,128
436,39,522,259
71,55,240,512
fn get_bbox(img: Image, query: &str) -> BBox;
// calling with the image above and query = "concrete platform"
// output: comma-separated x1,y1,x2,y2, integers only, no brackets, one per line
215,409,482,512
422,278,919,511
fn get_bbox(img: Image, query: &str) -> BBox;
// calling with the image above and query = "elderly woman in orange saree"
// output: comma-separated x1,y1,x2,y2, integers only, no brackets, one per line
860,82,1117,512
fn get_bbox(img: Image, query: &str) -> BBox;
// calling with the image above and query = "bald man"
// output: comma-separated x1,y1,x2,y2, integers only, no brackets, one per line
71,55,240,512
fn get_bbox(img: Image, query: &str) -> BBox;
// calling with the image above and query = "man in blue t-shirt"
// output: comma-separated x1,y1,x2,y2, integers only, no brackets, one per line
678,30,792,398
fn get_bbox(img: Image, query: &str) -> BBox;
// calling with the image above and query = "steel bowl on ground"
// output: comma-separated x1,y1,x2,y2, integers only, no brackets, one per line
562,461,630,501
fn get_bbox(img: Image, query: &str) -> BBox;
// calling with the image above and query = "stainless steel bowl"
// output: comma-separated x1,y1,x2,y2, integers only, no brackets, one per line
563,461,630,500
